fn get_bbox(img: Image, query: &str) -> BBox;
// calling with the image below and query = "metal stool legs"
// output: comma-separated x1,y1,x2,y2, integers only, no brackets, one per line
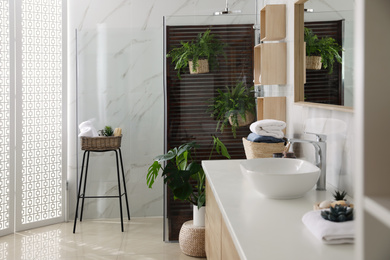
73,149,130,233
119,149,130,220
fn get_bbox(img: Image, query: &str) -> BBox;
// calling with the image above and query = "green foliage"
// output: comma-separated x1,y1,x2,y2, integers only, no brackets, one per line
146,136,230,208
167,29,227,79
333,190,347,201
207,81,255,138
102,126,113,136
304,27,343,74
321,205,353,222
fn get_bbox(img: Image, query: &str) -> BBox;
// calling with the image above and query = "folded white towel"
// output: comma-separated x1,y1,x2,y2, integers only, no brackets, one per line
252,129,285,139
302,210,354,244
78,120,99,137
250,120,286,138
250,119,286,133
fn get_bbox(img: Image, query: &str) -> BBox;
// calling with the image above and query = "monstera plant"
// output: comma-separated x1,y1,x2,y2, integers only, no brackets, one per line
146,136,230,208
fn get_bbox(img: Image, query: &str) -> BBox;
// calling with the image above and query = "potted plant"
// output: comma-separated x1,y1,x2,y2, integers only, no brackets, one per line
207,81,255,138
304,27,343,74
146,136,230,225
166,29,227,79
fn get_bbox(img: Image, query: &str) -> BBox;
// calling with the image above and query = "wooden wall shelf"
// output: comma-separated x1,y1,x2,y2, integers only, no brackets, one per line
254,43,287,85
260,4,286,41
257,97,286,122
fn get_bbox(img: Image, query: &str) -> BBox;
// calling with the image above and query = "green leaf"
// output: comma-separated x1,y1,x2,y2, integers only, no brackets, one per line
197,193,205,208
146,161,161,188
213,136,231,159
154,148,177,162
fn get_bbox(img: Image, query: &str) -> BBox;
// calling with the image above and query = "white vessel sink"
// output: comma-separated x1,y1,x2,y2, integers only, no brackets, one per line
240,158,321,199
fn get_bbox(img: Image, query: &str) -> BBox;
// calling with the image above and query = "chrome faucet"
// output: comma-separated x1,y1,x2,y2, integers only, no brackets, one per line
288,132,327,190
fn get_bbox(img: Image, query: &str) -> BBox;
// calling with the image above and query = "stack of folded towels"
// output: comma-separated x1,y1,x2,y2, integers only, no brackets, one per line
302,210,354,244
247,119,286,143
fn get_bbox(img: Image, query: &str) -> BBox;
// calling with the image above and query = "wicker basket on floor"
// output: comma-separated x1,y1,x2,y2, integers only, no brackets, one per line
242,137,285,159
80,136,122,151
179,221,206,258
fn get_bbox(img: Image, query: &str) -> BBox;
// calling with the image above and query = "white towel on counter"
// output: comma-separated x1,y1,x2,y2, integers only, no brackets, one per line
302,210,354,244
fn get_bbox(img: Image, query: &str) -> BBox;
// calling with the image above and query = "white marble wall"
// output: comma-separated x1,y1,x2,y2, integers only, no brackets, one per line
67,0,258,219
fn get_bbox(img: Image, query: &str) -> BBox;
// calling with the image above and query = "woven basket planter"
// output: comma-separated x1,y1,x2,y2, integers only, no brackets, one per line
242,138,285,159
80,136,122,151
306,56,322,70
179,220,206,258
188,59,209,74
228,111,255,127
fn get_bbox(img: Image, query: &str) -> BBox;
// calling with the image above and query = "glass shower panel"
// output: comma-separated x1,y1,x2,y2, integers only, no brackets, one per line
163,14,257,241
76,26,132,219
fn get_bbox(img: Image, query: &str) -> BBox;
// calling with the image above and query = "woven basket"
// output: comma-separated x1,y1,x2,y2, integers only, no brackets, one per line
228,111,255,127
80,135,122,151
188,59,209,74
242,138,285,159
306,56,322,70
179,220,206,258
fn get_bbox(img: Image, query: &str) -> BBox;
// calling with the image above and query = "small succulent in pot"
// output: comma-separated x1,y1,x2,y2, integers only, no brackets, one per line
321,205,354,222
318,190,353,209
333,190,347,201
99,126,114,136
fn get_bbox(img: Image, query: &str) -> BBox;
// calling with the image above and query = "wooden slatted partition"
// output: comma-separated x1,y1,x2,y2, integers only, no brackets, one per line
165,24,254,240
304,20,343,105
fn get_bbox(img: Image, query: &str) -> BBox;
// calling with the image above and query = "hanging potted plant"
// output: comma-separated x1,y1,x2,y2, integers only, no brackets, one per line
146,137,230,256
207,81,255,138
166,29,227,79
304,27,343,74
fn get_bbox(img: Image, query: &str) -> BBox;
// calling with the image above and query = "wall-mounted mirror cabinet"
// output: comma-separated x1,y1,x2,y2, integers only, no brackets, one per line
294,0,354,111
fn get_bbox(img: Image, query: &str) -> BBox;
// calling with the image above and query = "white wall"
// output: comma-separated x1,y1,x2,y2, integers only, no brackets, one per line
262,0,355,195
67,0,258,219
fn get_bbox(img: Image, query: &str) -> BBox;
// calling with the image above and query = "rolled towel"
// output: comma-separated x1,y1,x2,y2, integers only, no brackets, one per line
78,127,94,137
78,120,99,137
250,119,286,133
302,210,354,244
247,133,284,143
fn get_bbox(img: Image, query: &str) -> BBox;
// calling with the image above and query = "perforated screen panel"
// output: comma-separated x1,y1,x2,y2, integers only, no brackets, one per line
0,0,11,231
20,0,63,224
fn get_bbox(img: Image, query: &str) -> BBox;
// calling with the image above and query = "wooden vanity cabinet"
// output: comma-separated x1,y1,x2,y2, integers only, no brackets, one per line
205,180,240,260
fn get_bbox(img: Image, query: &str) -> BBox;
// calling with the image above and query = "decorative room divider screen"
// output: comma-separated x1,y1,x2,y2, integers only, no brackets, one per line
165,24,254,241
0,0,66,238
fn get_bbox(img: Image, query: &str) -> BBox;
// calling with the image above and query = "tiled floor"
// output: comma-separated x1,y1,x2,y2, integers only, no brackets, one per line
0,218,206,260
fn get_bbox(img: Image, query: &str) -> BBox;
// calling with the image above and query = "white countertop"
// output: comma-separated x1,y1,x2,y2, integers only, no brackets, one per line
202,159,355,260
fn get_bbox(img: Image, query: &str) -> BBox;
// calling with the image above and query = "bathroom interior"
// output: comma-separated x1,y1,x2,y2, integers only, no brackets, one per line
0,0,389,259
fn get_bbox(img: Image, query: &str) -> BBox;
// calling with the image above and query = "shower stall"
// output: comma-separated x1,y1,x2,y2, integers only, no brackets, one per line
72,11,258,241
163,14,258,241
